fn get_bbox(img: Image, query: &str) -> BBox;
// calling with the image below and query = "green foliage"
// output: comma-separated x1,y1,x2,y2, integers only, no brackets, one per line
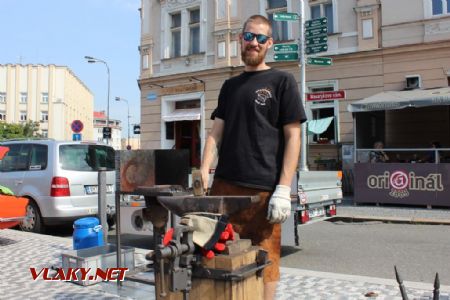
0,121,42,140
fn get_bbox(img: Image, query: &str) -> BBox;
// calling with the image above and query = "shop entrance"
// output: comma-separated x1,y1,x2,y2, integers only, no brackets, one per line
174,120,200,168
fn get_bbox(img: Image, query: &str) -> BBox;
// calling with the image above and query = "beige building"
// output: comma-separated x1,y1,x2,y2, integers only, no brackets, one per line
0,64,93,140
137,0,450,177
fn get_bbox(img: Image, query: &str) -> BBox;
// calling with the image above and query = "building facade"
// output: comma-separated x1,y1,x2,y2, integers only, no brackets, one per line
0,64,94,140
138,0,450,177
93,111,122,150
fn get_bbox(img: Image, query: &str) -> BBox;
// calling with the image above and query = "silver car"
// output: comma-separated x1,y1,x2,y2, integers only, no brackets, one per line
0,139,116,233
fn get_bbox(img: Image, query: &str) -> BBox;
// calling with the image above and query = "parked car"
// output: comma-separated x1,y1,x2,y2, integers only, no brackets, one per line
0,146,28,230
0,139,116,233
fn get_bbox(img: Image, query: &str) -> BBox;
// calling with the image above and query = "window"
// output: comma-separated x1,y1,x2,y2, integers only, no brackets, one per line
59,144,115,171
0,144,31,172
41,111,48,122
41,92,49,103
171,12,182,57
230,40,238,57
267,0,289,42
0,92,6,103
217,0,226,19
142,54,149,69
20,92,28,103
432,0,450,15
218,41,226,58
20,111,27,122
310,2,334,33
217,0,237,19
189,9,200,54
29,144,48,170
41,130,48,138
0,111,6,121
307,85,339,144
362,19,373,39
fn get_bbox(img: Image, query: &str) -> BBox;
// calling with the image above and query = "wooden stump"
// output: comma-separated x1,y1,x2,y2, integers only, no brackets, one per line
155,245,264,300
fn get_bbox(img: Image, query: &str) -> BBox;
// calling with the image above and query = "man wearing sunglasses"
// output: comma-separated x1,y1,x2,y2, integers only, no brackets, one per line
200,15,307,300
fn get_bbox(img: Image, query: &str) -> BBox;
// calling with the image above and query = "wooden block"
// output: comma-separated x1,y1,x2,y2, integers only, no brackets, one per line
201,256,216,269
214,253,243,271
241,247,258,265
224,239,252,255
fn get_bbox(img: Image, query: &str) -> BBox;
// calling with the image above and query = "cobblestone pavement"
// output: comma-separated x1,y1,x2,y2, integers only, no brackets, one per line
1,229,450,299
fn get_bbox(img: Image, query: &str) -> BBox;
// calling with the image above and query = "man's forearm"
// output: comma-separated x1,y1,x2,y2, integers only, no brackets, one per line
278,124,301,187
201,135,219,172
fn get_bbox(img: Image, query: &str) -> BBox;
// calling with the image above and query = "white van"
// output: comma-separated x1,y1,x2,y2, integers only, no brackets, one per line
0,139,116,233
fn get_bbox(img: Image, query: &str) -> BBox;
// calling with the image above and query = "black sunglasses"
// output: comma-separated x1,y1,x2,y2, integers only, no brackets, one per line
242,32,271,44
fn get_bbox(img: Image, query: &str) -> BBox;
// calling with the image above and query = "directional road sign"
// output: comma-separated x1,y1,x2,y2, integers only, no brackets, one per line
305,17,327,29
274,53,299,61
273,12,299,21
307,57,333,66
273,43,299,53
305,26,328,38
306,44,328,55
306,35,328,46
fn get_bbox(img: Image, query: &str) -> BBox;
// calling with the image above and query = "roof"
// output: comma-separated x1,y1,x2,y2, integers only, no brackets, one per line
347,87,450,113
93,111,106,119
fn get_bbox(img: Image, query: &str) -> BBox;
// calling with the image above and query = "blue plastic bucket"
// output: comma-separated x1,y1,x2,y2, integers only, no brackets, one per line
73,217,104,250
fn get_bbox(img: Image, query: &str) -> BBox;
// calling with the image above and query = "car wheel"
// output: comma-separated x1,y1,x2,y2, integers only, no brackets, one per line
20,201,44,233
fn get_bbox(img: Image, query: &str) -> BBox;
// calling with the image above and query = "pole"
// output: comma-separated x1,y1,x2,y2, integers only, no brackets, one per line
299,0,309,171
98,167,108,245
106,63,110,146
127,102,130,148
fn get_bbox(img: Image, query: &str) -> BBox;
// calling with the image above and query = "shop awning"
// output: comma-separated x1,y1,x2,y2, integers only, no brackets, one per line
307,116,334,135
347,87,450,112
162,108,201,122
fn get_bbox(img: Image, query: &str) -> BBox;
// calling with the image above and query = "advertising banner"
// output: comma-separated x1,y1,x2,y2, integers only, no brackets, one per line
354,163,450,207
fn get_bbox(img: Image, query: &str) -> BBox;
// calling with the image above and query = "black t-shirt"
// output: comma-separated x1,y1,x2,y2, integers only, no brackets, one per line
213,68,307,190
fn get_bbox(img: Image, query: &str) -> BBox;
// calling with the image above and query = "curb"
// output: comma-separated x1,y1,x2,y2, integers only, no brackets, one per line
330,215,450,225
280,267,450,293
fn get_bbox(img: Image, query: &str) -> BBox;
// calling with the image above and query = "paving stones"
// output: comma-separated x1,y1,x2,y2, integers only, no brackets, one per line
0,229,449,299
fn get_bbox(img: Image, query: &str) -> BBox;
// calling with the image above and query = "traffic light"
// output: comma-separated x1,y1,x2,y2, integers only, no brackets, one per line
103,127,112,139
133,124,141,135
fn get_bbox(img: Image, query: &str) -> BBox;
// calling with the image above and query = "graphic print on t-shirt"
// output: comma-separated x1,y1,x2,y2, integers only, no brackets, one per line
254,88,272,106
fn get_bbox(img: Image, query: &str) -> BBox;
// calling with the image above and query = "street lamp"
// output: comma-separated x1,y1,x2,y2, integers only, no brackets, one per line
84,55,110,145
115,96,130,149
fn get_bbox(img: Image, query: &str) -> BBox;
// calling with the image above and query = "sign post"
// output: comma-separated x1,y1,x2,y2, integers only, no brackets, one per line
71,120,84,141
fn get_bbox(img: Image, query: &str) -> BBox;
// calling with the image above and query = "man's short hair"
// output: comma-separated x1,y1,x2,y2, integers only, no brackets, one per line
242,15,272,37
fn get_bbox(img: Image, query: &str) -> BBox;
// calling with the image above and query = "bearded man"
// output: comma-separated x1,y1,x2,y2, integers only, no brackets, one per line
200,14,307,300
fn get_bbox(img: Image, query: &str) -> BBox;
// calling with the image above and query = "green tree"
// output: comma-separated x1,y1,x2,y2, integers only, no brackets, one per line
0,121,41,140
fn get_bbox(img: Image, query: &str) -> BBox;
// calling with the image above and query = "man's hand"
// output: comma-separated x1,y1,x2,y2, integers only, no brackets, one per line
200,167,209,191
267,185,291,224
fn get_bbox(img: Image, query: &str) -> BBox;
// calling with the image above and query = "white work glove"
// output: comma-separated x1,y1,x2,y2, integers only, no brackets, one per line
267,185,291,224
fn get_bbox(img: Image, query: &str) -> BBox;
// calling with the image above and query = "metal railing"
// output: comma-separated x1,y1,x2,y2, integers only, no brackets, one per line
355,148,450,164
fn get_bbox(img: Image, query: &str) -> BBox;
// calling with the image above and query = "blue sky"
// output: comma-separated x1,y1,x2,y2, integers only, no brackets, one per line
0,0,141,137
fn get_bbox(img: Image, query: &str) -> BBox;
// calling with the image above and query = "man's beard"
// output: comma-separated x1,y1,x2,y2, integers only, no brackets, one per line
241,45,267,66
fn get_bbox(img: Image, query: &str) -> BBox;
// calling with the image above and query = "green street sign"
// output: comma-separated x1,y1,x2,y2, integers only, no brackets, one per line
305,17,327,29
274,52,299,61
307,57,333,66
273,43,299,53
273,12,299,21
305,44,328,55
305,26,328,38
306,35,328,46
